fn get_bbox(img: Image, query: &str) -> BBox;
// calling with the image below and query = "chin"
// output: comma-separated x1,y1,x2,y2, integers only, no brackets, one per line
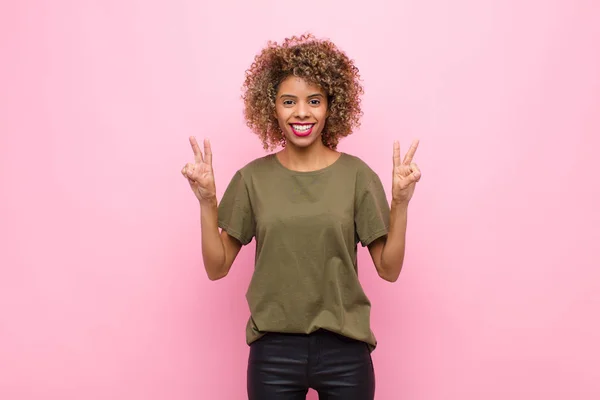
286,136,320,149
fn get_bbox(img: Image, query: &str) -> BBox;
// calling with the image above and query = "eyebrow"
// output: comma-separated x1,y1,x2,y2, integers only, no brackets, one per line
279,93,325,99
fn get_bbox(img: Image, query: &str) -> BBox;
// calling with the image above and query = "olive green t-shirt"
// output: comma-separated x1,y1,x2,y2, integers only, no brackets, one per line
217,152,390,351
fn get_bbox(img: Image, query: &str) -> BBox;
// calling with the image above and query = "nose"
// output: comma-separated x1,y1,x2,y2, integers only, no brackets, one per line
294,102,310,119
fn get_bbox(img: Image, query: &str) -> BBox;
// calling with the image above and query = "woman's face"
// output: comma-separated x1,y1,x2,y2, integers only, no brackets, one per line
274,76,329,150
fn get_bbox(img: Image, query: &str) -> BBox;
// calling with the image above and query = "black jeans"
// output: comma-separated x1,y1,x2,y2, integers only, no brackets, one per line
247,329,375,399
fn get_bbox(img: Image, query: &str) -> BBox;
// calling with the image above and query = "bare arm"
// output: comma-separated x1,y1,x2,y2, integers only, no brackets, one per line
199,197,242,280
368,201,408,282
368,140,421,283
182,136,242,281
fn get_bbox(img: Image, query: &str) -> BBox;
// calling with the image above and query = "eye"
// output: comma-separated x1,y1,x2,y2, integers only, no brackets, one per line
282,100,295,106
309,99,321,105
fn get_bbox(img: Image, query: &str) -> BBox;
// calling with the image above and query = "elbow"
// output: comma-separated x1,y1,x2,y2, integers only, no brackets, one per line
205,259,229,281
379,271,400,283
377,262,402,283
207,269,228,281
203,247,229,281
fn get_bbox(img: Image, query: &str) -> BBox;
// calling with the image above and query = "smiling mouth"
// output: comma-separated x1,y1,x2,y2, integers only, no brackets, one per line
290,124,315,137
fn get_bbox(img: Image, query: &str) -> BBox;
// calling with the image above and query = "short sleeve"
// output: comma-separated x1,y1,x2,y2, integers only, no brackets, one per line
355,172,390,247
217,170,255,245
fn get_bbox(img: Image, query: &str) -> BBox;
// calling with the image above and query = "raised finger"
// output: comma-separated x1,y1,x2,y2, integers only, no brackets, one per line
189,136,204,164
402,139,419,165
204,139,212,166
393,141,401,168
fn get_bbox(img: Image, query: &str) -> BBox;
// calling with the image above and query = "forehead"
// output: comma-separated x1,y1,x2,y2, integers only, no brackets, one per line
277,76,325,96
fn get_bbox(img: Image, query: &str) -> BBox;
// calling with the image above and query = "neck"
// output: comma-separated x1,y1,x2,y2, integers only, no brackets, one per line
278,141,337,172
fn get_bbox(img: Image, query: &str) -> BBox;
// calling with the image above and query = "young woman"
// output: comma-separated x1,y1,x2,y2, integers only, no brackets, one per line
181,34,421,400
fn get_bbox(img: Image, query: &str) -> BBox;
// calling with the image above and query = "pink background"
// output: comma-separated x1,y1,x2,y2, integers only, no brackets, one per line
1,0,599,399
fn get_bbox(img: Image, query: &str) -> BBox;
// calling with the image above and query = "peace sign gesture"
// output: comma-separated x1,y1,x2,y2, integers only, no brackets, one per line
392,139,421,205
181,136,217,202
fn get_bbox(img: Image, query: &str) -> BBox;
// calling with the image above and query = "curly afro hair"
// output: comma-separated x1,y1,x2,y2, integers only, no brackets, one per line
242,34,364,151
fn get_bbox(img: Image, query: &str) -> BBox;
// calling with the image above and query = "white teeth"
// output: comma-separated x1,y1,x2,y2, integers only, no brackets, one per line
292,124,313,131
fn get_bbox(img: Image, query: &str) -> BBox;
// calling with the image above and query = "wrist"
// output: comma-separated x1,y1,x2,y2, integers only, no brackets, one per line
391,199,410,210
199,196,218,208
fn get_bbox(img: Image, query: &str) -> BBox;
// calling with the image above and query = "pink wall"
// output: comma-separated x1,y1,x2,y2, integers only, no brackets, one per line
1,1,599,399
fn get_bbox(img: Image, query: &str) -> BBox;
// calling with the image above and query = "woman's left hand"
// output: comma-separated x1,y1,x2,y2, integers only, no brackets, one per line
392,140,421,205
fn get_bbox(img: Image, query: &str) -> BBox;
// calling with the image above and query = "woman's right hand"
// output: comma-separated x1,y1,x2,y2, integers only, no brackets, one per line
181,136,216,203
